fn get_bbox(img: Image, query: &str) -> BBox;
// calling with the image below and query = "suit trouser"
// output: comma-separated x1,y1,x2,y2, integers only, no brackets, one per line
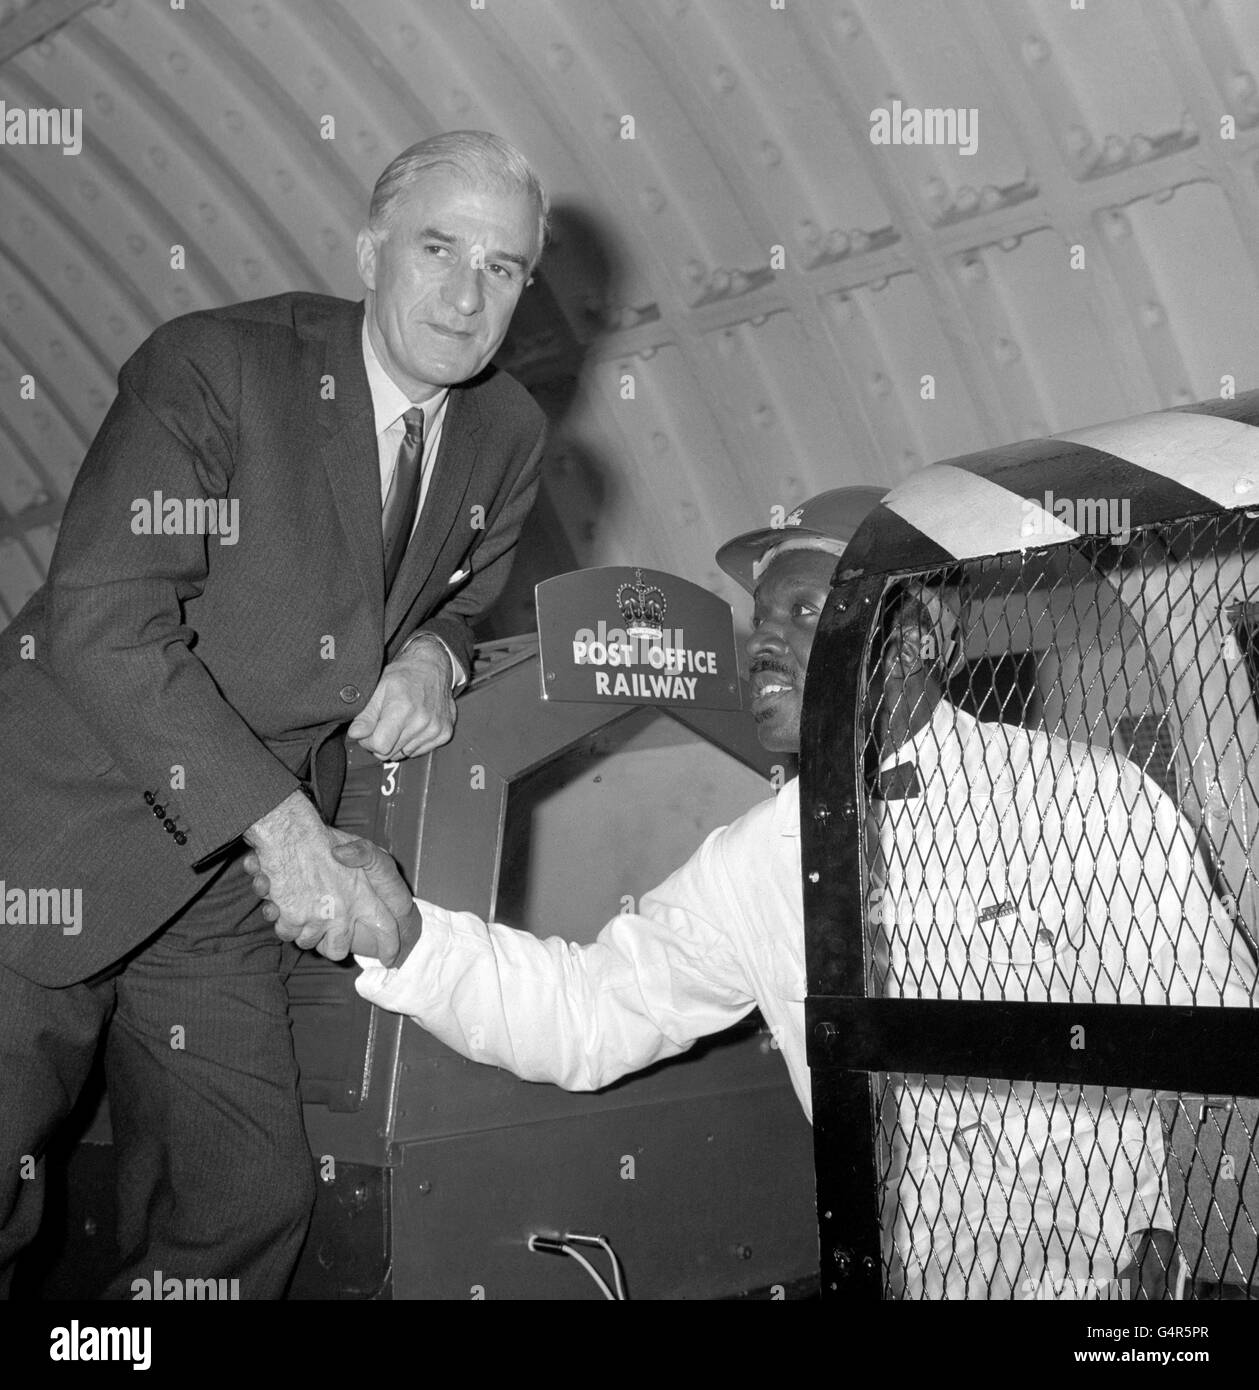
0,851,317,1299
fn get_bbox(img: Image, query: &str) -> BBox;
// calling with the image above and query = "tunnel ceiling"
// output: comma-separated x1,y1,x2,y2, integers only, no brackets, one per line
3,0,1259,634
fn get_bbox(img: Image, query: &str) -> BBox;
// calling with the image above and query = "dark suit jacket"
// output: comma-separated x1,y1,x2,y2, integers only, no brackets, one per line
0,292,545,986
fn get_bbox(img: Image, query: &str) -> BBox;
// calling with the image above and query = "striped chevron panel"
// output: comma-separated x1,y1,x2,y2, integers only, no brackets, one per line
850,391,1259,571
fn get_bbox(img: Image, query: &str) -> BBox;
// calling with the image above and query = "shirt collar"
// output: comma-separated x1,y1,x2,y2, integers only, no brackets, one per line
361,318,449,437
877,697,972,777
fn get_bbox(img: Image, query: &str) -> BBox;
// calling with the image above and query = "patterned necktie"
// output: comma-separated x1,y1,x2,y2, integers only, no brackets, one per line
381,407,424,595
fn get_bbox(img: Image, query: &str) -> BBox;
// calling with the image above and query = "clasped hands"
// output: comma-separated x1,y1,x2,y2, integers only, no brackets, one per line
243,639,451,961
244,796,418,964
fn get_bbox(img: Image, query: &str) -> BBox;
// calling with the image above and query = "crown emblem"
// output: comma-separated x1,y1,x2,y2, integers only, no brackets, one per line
616,567,667,639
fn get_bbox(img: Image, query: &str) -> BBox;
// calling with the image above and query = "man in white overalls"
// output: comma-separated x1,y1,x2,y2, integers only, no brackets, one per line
868,582,1256,1298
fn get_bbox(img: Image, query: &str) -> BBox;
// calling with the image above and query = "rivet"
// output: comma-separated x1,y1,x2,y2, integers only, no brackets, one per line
1230,70,1257,104
826,228,851,258
994,337,1021,366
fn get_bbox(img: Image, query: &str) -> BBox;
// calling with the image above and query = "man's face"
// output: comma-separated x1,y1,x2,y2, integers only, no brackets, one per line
868,590,946,753
356,170,538,399
745,549,838,754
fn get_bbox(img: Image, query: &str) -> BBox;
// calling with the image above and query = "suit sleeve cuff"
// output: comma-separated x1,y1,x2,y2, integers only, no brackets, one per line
399,631,466,690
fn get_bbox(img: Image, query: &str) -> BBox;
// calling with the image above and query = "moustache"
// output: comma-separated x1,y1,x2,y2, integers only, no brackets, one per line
750,658,797,679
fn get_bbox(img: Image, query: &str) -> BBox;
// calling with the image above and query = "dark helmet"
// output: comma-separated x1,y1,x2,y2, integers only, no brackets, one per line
715,486,887,594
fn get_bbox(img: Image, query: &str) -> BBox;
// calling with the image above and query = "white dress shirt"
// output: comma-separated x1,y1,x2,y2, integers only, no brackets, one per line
871,700,1256,1298
362,320,450,519
361,321,464,685
356,779,815,1114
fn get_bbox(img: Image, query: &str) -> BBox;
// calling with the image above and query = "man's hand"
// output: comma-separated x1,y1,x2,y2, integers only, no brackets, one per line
348,635,456,761
328,834,423,967
243,791,400,962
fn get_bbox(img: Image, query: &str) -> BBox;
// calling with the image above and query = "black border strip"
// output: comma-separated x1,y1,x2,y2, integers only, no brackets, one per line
808,997,1259,1096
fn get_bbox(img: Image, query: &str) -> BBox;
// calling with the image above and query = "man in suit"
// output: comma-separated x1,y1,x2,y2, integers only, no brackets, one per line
0,130,549,1297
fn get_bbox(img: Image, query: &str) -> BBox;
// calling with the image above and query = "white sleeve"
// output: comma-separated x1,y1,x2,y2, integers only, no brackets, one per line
1103,769,1257,1007
1149,787,1257,1007
354,832,758,1091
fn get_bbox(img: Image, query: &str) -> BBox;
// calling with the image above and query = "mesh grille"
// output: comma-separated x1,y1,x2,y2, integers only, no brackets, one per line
858,513,1259,1298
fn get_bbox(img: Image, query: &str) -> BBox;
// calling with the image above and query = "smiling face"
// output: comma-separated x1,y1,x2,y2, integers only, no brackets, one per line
356,169,539,399
745,548,838,754
867,591,947,755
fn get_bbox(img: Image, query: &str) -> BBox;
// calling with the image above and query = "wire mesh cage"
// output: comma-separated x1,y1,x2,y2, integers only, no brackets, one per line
803,401,1259,1301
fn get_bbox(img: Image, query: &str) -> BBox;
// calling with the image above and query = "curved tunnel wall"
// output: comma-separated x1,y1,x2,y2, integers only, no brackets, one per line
3,0,1259,638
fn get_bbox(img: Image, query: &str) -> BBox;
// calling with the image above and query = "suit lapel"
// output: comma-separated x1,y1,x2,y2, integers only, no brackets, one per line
383,380,485,640
310,301,383,636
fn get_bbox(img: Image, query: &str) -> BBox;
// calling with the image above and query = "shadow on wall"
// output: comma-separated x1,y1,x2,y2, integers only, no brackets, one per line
477,201,624,640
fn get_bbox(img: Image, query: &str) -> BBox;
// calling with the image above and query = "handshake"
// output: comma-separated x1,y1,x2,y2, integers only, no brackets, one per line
242,788,420,966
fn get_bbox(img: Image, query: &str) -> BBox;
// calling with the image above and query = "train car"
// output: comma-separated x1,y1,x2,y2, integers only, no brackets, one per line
802,392,1259,1300
28,635,818,1301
